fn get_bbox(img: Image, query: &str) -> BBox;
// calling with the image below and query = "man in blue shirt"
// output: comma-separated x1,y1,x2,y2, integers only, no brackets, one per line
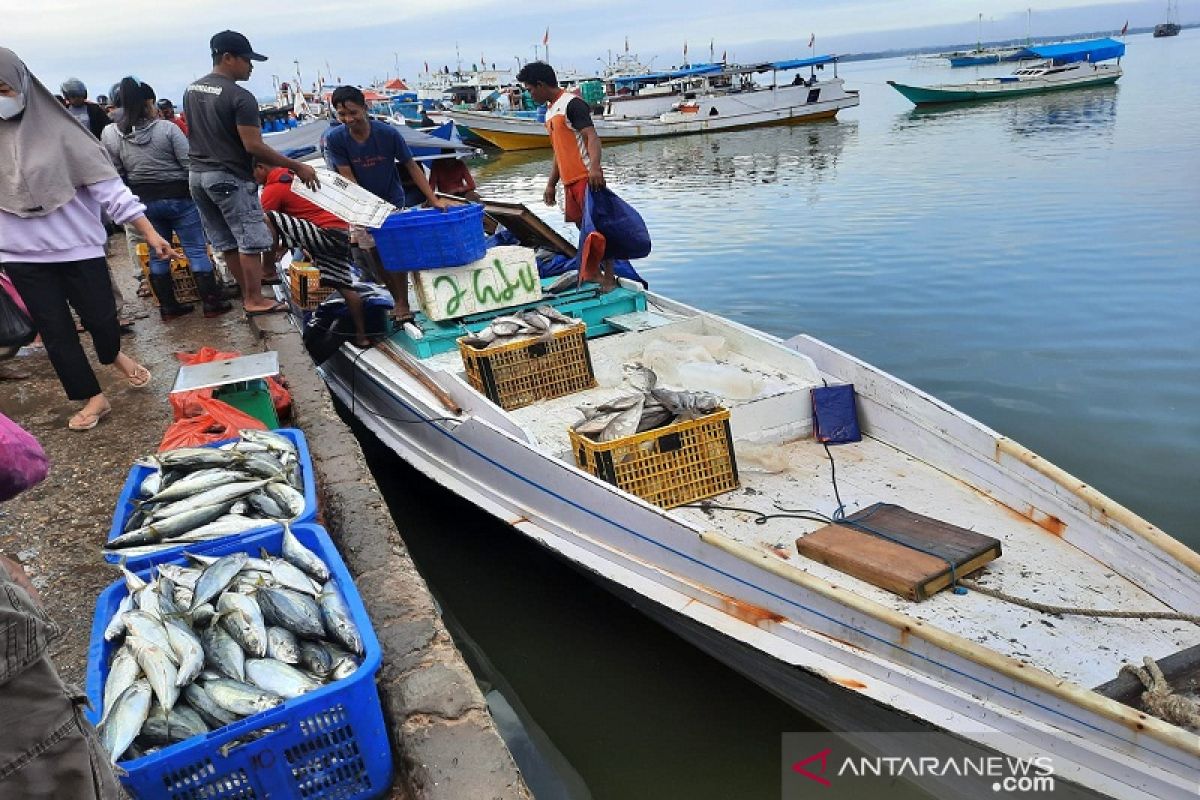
325,86,447,325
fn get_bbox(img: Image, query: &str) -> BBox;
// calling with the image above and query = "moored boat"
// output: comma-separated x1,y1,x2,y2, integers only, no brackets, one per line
319,201,1200,799
890,38,1125,106
1155,1,1183,37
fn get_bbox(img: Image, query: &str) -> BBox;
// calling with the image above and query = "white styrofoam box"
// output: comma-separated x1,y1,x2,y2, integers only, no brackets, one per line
290,168,397,228
413,246,542,321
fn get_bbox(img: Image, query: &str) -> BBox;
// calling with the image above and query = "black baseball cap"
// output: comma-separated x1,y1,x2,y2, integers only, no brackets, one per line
210,30,268,62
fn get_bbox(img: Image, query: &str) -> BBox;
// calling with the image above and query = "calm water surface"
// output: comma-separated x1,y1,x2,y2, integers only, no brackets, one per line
367,32,1199,799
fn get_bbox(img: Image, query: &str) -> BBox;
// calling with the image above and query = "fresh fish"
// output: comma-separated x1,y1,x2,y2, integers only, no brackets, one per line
201,677,284,717
164,617,205,687
490,319,522,337
246,658,323,699
544,270,579,295
650,387,720,420
319,581,363,655
157,448,246,471
461,327,497,348
98,679,152,761
217,592,268,658
134,581,164,620
247,491,286,519
156,577,184,618
156,564,201,589
173,584,194,609
281,526,329,582
327,646,360,681
230,499,249,516
536,304,576,325
137,470,162,498
170,514,263,543
150,480,274,521
572,410,622,437
127,636,180,710
183,682,239,729
119,560,146,593
623,364,658,393
262,552,321,596
141,469,242,505
287,462,303,490
239,453,287,481
107,503,233,549
220,440,269,453
123,611,177,664
190,603,217,628
257,586,326,640
104,594,134,641
238,429,296,455
298,641,333,678
141,701,209,745
101,646,141,724
599,394,644,442
123,506,149,533
636,404,676,433
266,626,301,664
191,552,250,610
201,622,246,682
264,482,305,519
518,310,554,341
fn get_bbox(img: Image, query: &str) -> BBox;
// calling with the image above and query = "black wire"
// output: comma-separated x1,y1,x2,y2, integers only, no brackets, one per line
347,345,461,426
683,502,832,526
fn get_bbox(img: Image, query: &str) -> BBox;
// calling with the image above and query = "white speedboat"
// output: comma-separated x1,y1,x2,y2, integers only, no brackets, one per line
320,214,1198,799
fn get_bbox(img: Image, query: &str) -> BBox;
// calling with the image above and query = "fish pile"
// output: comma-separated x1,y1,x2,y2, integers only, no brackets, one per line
461,305,580,349
106,430,307,558
573,367,721,442
97,526,364,764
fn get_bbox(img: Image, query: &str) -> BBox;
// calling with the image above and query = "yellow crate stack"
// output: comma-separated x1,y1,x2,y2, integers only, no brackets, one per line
287,261,335,310
569,409,739,508
458,323,596,411
136,239,199,305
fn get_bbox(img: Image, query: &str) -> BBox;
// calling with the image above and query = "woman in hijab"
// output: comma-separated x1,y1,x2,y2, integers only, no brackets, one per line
0,48,177,431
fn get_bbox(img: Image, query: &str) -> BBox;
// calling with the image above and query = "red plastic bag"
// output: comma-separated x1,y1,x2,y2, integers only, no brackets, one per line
172,348,292,422
158,397,266,451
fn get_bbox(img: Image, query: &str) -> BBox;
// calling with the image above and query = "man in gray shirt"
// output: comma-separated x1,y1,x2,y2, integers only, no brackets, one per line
185,30,319,315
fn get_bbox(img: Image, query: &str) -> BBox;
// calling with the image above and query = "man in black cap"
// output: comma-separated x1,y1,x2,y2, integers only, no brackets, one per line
185,30,320,315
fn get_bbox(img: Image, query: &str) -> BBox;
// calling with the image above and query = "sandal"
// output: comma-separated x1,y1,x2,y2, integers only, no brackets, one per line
245,301,289,317
125,364,152,388
392,312,417,326
68,405,111,431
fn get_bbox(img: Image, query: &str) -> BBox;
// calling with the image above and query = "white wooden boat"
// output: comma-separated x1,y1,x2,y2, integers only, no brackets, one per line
320,277,1199,799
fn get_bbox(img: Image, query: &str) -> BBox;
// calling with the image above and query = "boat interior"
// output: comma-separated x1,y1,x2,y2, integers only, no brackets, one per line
408,286,1196,699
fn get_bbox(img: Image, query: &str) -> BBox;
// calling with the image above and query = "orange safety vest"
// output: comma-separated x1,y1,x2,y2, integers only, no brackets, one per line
544,92,592,186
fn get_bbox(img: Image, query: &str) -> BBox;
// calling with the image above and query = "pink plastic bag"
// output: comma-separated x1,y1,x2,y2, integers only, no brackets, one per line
0,412,49,502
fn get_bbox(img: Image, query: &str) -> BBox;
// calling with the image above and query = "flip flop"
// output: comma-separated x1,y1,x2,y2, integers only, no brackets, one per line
392,312,417,326
125,364,152,388
245,301,289,317
68,406,111,431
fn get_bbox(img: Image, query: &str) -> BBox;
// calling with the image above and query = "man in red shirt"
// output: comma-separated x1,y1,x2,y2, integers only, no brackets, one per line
156,99,188,135
254,162,371,345
428,149,480,200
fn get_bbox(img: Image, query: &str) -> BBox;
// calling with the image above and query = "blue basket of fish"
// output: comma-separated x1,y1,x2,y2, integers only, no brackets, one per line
369,203,485,271
85,523,391,800
106,428,318,571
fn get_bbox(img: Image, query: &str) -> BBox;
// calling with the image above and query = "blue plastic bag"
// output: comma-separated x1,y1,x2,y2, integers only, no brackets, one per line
582,187,651,261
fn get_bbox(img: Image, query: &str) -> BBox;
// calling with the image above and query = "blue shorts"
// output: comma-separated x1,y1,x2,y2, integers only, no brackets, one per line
188,170,274,254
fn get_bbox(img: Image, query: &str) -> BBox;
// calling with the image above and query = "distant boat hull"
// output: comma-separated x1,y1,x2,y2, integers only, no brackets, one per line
947,47,1025,67
1153,22,1181,37
888,67,1121,106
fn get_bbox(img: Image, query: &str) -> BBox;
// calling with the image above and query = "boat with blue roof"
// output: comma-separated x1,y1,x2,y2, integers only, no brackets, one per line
889,38,1125,106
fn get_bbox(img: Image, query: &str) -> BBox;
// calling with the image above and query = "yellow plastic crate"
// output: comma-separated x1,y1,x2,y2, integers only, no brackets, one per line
136,242,199,306
570,408,739,509
288,261,335,310
459,323,596,411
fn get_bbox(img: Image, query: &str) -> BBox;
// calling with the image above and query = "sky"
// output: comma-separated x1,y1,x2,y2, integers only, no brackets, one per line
5,0,1179,104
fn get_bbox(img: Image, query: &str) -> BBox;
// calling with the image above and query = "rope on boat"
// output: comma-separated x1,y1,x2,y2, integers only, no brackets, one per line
955,578,1200,626
1119,657,1200,730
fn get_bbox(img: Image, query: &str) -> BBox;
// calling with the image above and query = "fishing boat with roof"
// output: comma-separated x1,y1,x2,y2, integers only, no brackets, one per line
313,194,1200,800
889,38,1125,106
440,56,858,151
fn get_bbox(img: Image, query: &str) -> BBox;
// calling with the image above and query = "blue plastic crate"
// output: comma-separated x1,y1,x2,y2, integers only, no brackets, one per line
85,523,391,800
107,428,318,571
370,204,485,272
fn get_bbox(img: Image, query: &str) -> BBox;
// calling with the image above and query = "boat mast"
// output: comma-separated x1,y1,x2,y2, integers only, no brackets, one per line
977,12,983,52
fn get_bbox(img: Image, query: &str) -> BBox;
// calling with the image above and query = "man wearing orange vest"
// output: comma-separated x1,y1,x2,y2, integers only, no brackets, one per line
517,61,616,291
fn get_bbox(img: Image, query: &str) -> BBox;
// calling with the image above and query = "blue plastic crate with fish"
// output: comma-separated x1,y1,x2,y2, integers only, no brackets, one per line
369,204,485,271
85,523,391,800
106,428,318,571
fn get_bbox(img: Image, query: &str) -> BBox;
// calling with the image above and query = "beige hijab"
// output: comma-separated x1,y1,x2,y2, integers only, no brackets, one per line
0,47,119,217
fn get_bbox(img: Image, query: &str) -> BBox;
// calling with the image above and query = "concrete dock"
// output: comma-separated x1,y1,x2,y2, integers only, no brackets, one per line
0,237,530,800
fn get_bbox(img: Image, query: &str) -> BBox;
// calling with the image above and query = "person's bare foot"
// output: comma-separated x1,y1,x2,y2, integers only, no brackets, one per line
112,353,151,387
244,299,288,314
69,394,111,431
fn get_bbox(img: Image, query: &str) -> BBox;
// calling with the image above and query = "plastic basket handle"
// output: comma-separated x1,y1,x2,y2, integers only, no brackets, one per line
207,709,291,755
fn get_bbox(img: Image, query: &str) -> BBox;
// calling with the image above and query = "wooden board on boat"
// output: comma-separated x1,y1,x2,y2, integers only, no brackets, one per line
440,197,576,257
795,503,1002,601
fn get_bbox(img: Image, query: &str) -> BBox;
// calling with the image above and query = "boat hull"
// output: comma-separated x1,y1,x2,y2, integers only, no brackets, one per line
888,72,1120,105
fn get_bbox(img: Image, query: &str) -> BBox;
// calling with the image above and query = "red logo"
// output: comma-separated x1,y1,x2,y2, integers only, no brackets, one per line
791,748,832,787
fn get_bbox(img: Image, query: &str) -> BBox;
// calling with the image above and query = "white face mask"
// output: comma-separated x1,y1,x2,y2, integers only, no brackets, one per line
0,92,25,120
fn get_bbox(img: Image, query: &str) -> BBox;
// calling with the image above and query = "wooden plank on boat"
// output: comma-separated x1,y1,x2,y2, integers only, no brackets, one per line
795,503,1002,602
442,197,576,257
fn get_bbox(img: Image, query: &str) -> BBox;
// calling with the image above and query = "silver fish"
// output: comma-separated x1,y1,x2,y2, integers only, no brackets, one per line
650,388,721,420
247,491,287,519
202,677,284,717
221,440,269,453
623,364,659,393
518,310,554,341
544,270,579,295
191,552,250,610
536,304,576,325
123,611,178,664
128,636,179,711
238,429,297,455
170,514,263,543
264,482,305,519
164,617,205,687
461,327,497,348
101,646,141,724
246,658,323,699
599,395,644,442
142,469,242,505
190,602,217,628
141,701,209,745
104,594,134,641
239,453,287,481
150,480,274,521
262,552,321,596
572,410,623,437
257,586,326,640
157,448,246,471
201,622,246,682
490,319,522,337
318,581,363,656
108,502,234,549
98,679,152,761
281,526,329,582
217,592,268,658
298,641,333,678
326,647,360,681
156,564,201,589
636,405,676,433
119,561,146,593
266,626,301,664
183,682,240,729
137,470,162,498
